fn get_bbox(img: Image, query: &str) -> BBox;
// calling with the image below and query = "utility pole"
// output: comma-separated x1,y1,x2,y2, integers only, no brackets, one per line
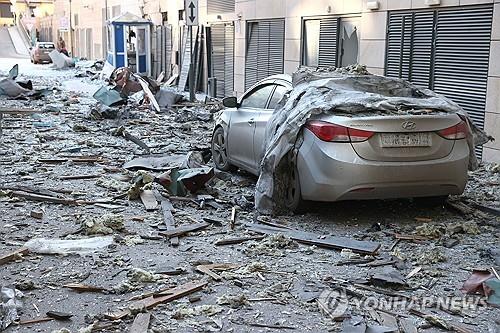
185,0,198,102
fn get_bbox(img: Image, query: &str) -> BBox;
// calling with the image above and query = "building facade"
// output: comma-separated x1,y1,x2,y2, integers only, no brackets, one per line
45,0,500,162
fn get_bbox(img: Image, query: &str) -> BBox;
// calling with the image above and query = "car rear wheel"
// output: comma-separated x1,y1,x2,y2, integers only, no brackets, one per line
284,156,305,213
211,127,232,171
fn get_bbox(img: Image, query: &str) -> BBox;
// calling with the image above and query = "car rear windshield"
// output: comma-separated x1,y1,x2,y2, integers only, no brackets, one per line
39,44,55,49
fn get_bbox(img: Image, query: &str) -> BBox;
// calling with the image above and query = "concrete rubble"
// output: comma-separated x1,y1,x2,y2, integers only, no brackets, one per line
0,62,499,333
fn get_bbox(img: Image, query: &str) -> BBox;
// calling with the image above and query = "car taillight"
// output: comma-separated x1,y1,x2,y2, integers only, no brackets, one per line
437,121,468,140
305,120,374,143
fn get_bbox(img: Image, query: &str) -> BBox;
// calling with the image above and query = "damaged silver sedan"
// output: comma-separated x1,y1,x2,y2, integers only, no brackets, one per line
212,71,482,212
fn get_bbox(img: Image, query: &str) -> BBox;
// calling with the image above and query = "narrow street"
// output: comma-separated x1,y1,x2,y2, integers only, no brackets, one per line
0,52,499,333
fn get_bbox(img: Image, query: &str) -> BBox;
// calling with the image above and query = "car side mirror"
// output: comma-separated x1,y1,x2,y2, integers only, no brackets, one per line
222,96,238,108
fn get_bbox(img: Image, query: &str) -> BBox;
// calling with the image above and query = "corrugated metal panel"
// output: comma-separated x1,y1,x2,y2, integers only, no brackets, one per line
211,23,234,98
433,6,493,131
318,18,339,67
152,25,173,79
208,0,235,14
245,19,285,90
386,10,434,88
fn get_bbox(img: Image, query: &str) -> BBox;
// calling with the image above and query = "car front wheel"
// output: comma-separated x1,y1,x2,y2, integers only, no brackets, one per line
211,127,232,171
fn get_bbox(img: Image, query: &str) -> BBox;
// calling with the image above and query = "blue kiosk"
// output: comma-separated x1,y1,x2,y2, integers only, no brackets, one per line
106,12,152,76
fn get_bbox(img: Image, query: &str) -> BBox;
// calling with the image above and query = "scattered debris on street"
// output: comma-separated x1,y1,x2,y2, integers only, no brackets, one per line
0,61,498,333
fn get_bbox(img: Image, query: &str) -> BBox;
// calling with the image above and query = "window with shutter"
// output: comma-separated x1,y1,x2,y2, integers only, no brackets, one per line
433,7,493,129
208,0,235,14
385,10,434,88
303,16,363,68
210,23,234,98
245,19,285,90
385,5,493,158
318,18,339,67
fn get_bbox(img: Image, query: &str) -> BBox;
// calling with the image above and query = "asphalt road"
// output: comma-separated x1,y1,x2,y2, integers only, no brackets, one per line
0,27,27,59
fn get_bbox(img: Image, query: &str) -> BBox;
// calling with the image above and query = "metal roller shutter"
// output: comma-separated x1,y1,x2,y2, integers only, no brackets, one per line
224,24,235,97
211,23,234,98
433,6,493,130
385,5,493,158
245,19,285,90
245,22,259,89
318,18,339,67
268,20,285,78
257,21,271,83
208,0,235,14
385,10,434,88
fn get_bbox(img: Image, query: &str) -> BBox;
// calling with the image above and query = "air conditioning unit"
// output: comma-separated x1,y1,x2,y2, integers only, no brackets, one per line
366,1,380,10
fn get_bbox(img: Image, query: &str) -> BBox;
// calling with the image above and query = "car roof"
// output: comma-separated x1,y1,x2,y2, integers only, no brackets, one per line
37,42,55,45
266,74,292,84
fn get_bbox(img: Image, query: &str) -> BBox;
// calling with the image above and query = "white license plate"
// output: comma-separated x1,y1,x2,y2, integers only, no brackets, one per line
380,133,432,148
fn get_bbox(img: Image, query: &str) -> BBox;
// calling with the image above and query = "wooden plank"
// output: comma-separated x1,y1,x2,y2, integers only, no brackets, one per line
394,233,428,241
18,317,54,325
38,157,102,164
195,264,239,281
445,200,474,215
159,222,210,238
130,312,150,333
0,247,29,265
246,223,381,255
10,191,76,205
0,185,60,197
214,235,265,246
0,107,39,114
471,202,500,217
230,206,236,230
140,190,158,211
59,174,101,180
160,198,178,246
105,280,207,320
63,283,107,293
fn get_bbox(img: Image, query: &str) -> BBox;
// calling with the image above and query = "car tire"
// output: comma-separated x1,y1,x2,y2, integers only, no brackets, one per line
284,155,305,213
211,127,232,171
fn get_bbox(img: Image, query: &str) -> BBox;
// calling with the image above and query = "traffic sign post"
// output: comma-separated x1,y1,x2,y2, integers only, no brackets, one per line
185,0,198,102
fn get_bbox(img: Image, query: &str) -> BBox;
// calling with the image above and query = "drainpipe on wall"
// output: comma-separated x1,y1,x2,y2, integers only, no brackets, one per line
69,0,73,56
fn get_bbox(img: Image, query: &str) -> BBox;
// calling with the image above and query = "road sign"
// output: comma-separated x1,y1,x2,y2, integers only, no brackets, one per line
185,0,198,26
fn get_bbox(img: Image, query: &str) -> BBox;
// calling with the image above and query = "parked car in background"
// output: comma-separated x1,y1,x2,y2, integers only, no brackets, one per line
211,75,470,211
30,42,55,64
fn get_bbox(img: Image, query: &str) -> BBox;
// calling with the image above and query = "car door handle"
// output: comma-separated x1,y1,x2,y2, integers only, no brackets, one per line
248,118,255,126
